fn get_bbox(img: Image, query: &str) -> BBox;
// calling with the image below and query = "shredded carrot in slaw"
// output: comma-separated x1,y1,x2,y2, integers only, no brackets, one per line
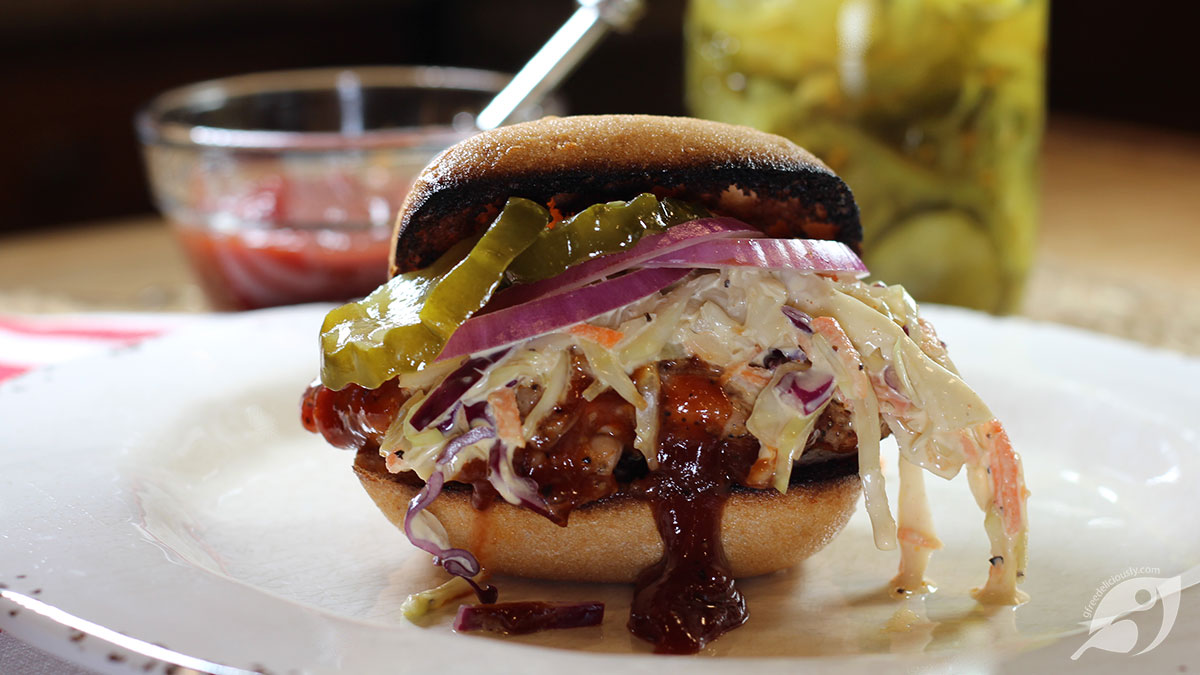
487,388,523,447
567,323,625,348
546,198,565,229
811,316,874,399
979,419,1026,536
718,357,754,386
719,360,772,388
898,526,943,551
737,366,772,388
958,430,982,464
869,372,913,415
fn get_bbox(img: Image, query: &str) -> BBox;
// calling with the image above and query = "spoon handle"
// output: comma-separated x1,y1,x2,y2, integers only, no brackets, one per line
474,0,644,131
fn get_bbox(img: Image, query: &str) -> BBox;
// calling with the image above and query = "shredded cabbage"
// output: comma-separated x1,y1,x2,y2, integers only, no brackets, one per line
746,362,834,492
632,365,661,469
618,281,698,367
401,576,479,621
383,266,1028,612
577,339,645,408
825,289,992,477
522,352,570,438
808,327,896,550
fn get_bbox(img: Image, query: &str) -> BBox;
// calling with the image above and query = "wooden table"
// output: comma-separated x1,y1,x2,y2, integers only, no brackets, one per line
2,115,1198,354
1023,117,1200,355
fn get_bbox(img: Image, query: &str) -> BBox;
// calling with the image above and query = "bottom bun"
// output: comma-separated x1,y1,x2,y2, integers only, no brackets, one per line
354,456,860,583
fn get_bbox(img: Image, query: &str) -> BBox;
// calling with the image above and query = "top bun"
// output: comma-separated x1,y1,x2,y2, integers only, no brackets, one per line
390,115,861,276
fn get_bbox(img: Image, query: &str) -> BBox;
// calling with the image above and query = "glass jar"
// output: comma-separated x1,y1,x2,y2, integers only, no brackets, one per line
686,0,1047,313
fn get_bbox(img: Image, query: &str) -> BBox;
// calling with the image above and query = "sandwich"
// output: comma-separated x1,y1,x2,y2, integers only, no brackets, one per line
299,115,1029,653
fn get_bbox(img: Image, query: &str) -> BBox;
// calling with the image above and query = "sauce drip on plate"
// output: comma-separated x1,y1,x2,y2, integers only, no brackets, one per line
628,366,749,653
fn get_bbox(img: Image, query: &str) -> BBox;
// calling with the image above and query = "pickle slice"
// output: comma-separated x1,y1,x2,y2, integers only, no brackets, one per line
322,200,547,389
865,209,1002,312
320,194,710,389
320,237,475,390
420,198,550,339
506,194,710,283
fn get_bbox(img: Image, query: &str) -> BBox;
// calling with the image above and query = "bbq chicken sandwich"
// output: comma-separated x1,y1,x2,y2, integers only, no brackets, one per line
301,115,1029,653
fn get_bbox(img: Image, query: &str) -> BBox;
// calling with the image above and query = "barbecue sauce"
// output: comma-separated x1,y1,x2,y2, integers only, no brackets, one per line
305,358,860,650
300,378,407,452
628,366,749,653
519,390,637,525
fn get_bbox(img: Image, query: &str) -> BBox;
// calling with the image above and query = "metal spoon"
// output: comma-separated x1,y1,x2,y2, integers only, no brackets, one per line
473,0,645,131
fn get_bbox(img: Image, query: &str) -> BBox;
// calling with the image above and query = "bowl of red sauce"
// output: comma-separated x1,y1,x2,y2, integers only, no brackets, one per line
137,66,562,310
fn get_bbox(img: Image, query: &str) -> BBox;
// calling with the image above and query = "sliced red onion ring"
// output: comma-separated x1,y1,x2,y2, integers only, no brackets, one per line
454,601,605,634
779,368,835,416
643,238,868,276
483,218,757,312
438,267,689,361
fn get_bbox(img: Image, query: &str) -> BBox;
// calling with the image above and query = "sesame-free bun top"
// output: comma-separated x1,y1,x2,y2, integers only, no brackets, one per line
390,115,862,275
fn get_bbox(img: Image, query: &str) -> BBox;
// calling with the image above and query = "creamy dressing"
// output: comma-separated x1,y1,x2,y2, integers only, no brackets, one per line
389,267,1029,609
892,455,939,595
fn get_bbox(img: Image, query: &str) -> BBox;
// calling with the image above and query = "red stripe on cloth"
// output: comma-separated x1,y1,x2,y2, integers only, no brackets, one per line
0,317,164,343
0,362,33,382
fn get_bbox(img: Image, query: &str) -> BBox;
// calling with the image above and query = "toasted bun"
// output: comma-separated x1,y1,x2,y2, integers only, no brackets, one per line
390,115,861,276
354,457,860,583
370,115,863,583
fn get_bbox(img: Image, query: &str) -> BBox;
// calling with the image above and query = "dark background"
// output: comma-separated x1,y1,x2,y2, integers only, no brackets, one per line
1,0,1196,234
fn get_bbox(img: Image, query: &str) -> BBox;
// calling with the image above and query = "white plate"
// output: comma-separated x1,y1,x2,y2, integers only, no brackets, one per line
2,305,1199,674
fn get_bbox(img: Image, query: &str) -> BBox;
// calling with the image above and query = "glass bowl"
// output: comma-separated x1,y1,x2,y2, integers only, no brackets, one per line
137,66,562,310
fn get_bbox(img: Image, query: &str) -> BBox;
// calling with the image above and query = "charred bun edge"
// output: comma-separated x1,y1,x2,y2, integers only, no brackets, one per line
390,115,862,275
353,450,861,583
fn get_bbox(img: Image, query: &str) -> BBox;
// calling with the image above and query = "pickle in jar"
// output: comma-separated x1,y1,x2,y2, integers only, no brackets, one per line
686,0,1046,312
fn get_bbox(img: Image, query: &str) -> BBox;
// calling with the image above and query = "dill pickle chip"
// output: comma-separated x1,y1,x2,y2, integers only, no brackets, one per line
865,209,1002,312
506,194,710,283
320,194,711,389
320,236,477,390
419,198,550,339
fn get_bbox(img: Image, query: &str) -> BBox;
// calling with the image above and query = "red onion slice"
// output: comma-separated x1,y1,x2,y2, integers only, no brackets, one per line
438,267,689,361
483,217,757,312
642,238,868,276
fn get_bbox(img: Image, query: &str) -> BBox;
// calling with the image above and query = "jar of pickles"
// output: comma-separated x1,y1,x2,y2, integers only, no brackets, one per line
686,0,1047,313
